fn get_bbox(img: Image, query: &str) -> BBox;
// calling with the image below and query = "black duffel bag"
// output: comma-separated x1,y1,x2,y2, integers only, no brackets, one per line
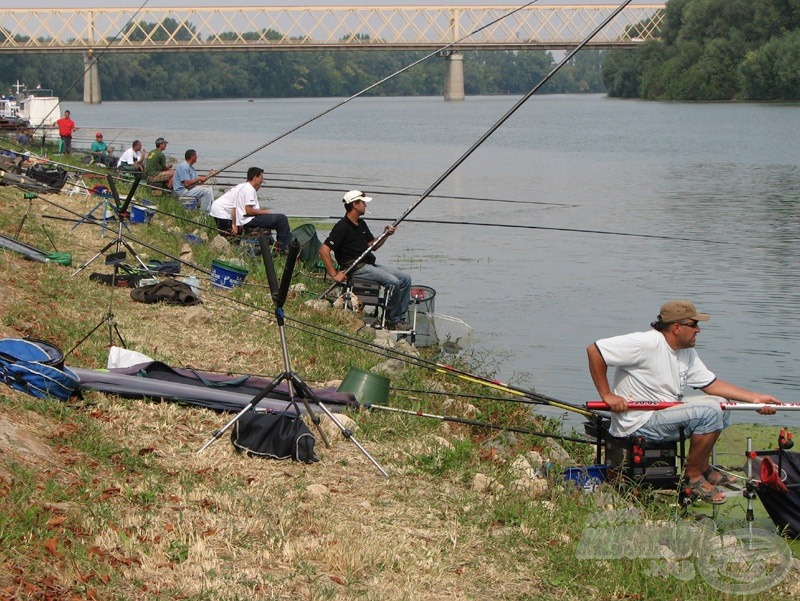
230,409,318,463
25,163,68,191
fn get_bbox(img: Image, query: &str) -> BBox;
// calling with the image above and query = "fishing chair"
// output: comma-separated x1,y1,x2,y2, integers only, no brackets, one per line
588,418,687,491
341,277,394,330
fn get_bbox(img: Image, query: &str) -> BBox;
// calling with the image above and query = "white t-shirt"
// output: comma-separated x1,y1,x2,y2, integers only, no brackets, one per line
594,329,716,437
119,147,142,165
209,183,246,221
234,182,260,227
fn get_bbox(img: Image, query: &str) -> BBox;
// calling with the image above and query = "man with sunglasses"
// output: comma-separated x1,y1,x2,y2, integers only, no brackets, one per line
587,300,781,505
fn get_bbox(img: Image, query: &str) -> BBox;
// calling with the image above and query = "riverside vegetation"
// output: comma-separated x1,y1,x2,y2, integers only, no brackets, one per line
0,160,799,599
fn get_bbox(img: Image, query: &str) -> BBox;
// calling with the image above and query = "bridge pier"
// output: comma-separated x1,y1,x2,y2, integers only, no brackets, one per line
443,51,464,102
83,51,101,104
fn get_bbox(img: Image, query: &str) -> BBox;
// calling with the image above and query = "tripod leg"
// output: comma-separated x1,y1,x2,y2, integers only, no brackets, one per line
197,373,289,453
69,238,117,278
292,374,388,477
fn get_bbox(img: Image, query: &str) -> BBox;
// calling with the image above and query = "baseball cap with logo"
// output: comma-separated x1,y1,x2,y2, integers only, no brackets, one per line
658,300,710,323
343,190,372,204
155,137,167,146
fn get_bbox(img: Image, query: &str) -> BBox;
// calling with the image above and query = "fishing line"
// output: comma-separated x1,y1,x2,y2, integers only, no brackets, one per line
321,0,637,297
299,215,731,245
260,185,574,208
213,1,542,175
363,404,593,445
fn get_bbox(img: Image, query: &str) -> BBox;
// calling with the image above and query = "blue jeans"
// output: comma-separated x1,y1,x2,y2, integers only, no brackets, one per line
181,186,214,212
244,213,291,252
352,263,411,324
634,396,730,442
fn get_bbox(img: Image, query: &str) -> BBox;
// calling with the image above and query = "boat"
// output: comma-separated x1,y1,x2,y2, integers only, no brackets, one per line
0,81,61,136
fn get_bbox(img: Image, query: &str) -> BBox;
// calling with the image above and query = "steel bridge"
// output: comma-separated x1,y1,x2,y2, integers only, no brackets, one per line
0,3,666,102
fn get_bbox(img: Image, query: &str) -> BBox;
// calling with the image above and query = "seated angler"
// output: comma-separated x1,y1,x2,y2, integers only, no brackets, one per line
319,190,412,331
209,167,291,253
145,137,174,190
587,299,782,505
89,132,117,168
173,149,216,212
118,140,145,172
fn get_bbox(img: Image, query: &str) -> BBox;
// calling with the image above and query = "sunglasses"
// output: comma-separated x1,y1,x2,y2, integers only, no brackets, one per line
677,321,700,329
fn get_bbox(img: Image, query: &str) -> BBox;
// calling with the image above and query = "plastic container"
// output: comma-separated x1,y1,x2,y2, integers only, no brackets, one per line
210,259,248,289
337,367,390,404
563,465,608,493
130,204,155,224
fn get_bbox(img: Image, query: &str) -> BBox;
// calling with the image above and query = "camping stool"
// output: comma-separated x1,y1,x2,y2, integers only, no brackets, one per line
66,172,88,196
221,229,275,257
343,277,394,330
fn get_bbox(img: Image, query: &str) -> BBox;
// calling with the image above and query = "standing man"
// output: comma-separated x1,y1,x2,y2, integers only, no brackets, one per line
56,110,77,155
208,167,291,252
320,190,412,331
587,299,781,505
118,140,145,172
173,149,216,211
145,137,174,189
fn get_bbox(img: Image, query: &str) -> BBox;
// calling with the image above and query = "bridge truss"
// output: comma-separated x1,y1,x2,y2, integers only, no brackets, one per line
0,4,665,54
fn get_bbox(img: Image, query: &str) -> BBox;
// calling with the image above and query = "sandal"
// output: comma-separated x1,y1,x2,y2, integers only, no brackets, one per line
703,467,739,489
685,477,727,505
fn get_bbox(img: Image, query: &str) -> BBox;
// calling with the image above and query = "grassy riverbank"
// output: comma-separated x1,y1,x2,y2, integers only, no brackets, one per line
0,168,799,599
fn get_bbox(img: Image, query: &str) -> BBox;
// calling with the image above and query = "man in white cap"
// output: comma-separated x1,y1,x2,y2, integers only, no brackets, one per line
587,299,782,505
320,190,412,331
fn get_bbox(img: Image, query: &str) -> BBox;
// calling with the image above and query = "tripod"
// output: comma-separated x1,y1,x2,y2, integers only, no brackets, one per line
69,173,151,278
66,173,148,358
198,234,388,477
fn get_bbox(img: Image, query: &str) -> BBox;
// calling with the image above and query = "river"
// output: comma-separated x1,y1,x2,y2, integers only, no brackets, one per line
65,93,800,429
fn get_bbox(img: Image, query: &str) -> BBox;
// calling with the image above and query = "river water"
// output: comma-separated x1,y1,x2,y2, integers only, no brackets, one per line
67,94,800,428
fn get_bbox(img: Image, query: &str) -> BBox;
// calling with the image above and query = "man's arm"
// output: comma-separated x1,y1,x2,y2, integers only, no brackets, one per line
701,379,781,414
586,343,628,412
320,244,346,284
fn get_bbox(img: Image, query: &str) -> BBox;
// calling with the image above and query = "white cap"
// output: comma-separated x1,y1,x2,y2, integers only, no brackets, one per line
343,190,372,204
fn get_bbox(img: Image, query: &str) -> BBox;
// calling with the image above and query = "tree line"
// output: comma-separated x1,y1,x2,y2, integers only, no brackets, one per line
0,47,604,102
603,0,800,100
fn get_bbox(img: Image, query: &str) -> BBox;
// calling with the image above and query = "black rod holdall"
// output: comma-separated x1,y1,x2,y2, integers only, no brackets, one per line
230,403,318,463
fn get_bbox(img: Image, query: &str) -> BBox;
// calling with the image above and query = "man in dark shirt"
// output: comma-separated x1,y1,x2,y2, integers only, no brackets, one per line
320,190,412,331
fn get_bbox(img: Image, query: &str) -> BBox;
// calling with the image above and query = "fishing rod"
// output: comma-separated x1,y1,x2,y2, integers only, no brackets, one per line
260,185,574,208
287,215,730,245
212,1,541,176
277,313,595,418
320,0,637,298
363,403,594,445
586,401,800,412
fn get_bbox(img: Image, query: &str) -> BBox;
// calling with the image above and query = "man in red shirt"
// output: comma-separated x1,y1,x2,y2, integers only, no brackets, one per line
56,110,77,155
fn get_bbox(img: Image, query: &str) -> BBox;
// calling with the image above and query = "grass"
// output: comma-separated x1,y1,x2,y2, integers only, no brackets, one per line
0,152,799,599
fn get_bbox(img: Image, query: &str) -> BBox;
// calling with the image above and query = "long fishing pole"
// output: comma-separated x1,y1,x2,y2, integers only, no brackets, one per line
288,215,730,245
320,0,637,298
586,401,800,412
213,1,541,175
278,314,596,418
257,185,574,208
363,403,594,445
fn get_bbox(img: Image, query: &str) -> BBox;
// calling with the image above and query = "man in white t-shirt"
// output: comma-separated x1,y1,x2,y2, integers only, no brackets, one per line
587,299,781,505
118,140,145,172
208,166,290,252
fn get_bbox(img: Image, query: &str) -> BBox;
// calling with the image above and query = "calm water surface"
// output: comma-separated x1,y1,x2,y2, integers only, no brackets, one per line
67,94,800,428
